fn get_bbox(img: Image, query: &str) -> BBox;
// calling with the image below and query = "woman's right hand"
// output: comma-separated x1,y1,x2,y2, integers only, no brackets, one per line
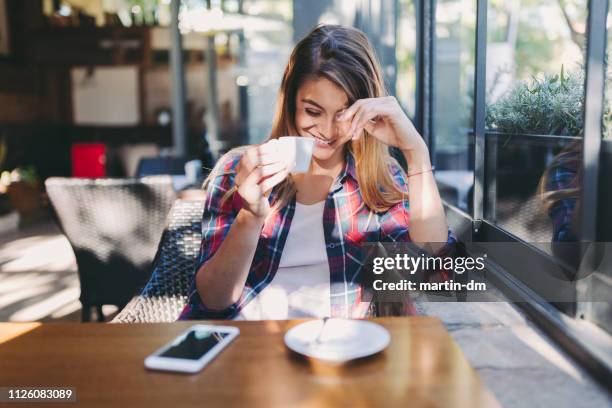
234,140,289,219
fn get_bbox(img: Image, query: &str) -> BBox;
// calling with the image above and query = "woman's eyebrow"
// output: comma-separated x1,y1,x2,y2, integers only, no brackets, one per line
301,98,349,112
301,99,324,110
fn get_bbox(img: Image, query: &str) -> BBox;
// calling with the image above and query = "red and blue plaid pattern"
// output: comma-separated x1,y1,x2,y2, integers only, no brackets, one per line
179,151,455,320
544,150,580,242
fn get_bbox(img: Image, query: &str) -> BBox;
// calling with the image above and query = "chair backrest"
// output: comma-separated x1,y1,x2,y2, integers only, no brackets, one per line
45,176,177,308
136,157,188,178
112,199,204,323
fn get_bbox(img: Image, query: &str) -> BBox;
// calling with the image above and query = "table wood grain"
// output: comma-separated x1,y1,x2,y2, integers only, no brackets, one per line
0,317,500,408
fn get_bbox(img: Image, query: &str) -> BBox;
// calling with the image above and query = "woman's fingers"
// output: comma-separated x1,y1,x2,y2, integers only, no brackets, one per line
344,97,398,139
243,145,282,169
239,164,288,199
349,104,379,139
236,139,289,208
353,119,377,141
255,152,282,167
240,165,265,189
337,99,365,122
239,161,286,191
259,138,279,152
237,142,284,185
239,147,259,176
257,161,287,178
337,99,381,137
259,168,290,194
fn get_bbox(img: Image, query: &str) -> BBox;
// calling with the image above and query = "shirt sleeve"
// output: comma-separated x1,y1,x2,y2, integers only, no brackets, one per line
378,161,456,281
178,153,245,320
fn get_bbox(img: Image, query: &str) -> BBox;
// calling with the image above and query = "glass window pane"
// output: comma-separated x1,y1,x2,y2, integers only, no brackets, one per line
484,0,586,246
589,1,612,335
433,0,476,213
396,0,417,118
234,0,294,145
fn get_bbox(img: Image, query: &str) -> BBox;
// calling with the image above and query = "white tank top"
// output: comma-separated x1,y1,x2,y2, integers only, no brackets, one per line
236,201,331,320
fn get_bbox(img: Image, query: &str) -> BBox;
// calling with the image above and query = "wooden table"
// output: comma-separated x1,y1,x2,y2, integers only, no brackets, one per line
0,317,500,407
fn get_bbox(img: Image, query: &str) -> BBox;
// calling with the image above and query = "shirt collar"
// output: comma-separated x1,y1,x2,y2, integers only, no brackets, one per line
331,151,358,191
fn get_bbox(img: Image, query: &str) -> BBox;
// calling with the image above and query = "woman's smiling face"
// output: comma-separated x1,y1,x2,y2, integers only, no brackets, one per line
294,77,352,164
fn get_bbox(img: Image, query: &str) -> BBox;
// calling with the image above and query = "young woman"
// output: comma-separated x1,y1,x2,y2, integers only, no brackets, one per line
179,25,453,320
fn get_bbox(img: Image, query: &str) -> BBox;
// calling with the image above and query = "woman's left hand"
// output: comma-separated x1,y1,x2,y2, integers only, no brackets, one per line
337,96,425,152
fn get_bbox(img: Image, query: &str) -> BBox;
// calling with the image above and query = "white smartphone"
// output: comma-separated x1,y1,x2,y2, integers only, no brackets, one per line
144,325,240,373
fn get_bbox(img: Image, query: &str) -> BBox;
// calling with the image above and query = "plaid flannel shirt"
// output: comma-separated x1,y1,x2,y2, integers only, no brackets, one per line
179,151,455,320
545,151,580,242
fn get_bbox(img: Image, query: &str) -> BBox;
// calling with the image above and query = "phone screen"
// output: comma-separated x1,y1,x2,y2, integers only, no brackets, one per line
159,328,230,360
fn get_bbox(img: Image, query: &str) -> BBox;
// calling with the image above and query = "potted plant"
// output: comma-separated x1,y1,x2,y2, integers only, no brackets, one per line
4,166,44,218
483,66,590,193
486,66,586,137
0,136,45,231
0,137,20,233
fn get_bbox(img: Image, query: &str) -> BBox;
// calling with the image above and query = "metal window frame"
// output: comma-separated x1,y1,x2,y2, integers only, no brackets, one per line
414,0,435,158
472,0,487,223
169,0,187,157
577,0,609,326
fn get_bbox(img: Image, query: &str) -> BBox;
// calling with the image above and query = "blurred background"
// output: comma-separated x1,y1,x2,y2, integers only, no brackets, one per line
0,0,610,344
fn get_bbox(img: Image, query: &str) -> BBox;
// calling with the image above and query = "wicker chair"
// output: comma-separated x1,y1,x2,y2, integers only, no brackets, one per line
111,200,438,323
112,199,204,323
45,176,177,322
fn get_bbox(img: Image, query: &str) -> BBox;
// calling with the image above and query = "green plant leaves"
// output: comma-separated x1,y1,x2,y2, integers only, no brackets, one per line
486,66,586,136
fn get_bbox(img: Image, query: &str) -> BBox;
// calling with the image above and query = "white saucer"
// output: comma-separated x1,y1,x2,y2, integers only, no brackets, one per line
284,318,390,364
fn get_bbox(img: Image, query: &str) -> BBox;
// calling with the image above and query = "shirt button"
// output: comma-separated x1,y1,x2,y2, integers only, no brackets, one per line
328,243,336,249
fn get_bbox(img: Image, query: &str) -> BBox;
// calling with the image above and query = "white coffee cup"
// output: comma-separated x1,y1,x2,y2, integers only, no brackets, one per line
277,136,314,173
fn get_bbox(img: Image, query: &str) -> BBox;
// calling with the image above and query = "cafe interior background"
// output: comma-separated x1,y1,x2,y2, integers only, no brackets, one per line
0,0,610,405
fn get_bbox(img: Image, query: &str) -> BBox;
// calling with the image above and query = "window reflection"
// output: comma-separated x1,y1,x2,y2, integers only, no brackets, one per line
484,0,586,245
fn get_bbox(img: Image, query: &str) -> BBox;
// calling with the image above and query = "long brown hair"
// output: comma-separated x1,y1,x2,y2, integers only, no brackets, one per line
209,24,406,212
